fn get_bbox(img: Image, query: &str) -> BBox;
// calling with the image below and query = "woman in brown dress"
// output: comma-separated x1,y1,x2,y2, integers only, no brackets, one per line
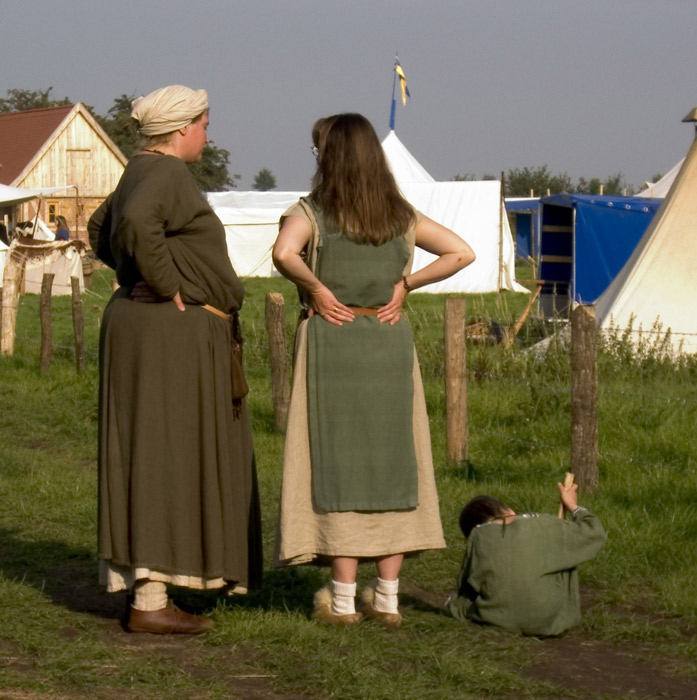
273,113,475,628
88,85,262,634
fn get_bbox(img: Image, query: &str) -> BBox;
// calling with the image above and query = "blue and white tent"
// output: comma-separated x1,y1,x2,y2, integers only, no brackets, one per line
537,193,662,315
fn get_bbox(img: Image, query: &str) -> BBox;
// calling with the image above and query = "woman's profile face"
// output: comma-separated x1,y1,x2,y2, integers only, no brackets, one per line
179,112,210,163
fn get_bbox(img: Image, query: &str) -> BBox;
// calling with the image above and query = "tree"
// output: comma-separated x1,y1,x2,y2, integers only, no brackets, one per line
252,168,277,191
451,173,498,182
95,94,238,190
505,165,573,197
576,172,631,196
0,87,71,112
189,145,237,191
94,93,140,158
576,176,603,195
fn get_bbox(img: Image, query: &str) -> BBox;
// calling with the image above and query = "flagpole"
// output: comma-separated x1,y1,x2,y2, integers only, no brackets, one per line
389,54,397,131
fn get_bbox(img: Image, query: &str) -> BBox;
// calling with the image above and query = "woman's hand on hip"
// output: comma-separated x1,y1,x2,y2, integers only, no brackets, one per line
377,280,408,325
309,285,354,326
130,282,186,312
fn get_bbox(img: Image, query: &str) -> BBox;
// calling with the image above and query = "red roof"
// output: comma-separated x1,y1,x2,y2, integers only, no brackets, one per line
0,105,73,185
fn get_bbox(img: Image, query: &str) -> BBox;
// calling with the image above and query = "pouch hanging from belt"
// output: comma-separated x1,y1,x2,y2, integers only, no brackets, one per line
202,304,249,405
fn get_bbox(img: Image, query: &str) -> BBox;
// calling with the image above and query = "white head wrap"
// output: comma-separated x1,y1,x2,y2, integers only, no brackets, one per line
131,85,209,136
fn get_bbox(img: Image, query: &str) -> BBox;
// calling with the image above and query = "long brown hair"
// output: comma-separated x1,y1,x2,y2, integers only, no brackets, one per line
310,113,415,245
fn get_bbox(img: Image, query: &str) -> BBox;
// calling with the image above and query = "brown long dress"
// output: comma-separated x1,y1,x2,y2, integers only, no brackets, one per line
88,153,262,592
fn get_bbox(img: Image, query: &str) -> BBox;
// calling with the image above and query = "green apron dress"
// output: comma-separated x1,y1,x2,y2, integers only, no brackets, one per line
307,212,418,512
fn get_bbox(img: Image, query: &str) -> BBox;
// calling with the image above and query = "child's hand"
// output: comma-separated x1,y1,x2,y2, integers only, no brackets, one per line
557,481,579,512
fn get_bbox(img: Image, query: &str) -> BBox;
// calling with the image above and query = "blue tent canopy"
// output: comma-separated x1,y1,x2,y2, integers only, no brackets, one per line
505,198,540,259
538,194,662,312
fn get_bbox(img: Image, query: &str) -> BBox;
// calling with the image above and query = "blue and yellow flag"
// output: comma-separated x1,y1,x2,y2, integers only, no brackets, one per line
394,56,410,105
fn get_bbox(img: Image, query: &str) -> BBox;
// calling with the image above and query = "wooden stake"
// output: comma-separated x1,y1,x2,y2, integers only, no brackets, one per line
558,472,575,518
265,293,290,431
571,304,599,492
503,282,543,349
1,250,21,355
40,273,54,373
445,297,468,462
71,276,85,372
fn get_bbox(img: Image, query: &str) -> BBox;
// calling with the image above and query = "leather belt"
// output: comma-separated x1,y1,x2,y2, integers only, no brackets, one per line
347,306,379,316
202,303,231,321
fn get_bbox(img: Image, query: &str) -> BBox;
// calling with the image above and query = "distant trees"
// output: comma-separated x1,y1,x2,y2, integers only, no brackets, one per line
0,87,70,112
576,172,629,196
252,168,277,191
505,165,574,197
451,173,496,182
452,164,635,197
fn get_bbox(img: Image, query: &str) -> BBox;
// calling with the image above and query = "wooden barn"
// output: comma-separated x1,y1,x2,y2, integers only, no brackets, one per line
0,103,127,242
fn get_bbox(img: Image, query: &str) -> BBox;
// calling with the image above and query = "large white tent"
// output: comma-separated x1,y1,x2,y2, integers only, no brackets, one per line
597,113,697,353
209,132,525,294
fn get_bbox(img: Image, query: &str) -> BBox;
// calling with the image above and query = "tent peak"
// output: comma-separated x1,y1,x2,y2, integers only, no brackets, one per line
681,107,697,123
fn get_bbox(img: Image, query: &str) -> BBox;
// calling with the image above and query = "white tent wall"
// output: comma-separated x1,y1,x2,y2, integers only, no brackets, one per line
399,181,524,293
597,130,697,354
5,240,85,296
207,191,301,278
209,132,526,294
20,243,84,295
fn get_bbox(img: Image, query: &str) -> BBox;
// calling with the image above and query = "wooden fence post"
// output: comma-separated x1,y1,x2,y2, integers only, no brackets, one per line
445,297,468,463
265,292,290,431
1,251,21,355
71,276,85,372
40,273,55,373
570,304,599,492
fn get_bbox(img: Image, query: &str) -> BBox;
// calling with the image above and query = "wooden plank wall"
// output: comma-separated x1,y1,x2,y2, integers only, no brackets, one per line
15,110,125,242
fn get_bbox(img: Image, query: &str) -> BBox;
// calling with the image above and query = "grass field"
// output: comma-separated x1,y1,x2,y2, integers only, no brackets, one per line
0,269,695,699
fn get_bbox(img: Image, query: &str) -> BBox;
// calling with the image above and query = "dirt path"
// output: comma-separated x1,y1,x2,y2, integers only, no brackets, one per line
401,581,697,700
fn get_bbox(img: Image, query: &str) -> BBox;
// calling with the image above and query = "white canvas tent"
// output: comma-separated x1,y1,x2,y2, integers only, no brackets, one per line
0,183,76,288
209,131,526,294
597,113,697,353
207,191,301,277
636,158,684,198
0,183,73,207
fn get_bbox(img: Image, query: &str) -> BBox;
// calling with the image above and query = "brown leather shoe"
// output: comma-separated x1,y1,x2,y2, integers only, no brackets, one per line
127,602,214,634
358,585,402,630
311,587,363,626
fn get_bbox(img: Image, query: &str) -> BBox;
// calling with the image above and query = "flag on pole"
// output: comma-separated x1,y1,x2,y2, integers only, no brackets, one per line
394,56,410,105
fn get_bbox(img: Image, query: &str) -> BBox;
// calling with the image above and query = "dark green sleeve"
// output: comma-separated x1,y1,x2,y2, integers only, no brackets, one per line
88,194,116,269
447,544,479,622
116,160,193,298
541,510,606,574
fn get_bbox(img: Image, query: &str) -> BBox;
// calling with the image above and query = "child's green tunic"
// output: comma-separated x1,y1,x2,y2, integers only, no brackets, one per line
448,509,605,636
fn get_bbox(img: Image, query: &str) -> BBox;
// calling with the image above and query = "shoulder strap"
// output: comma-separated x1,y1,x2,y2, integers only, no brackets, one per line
297,197,321,275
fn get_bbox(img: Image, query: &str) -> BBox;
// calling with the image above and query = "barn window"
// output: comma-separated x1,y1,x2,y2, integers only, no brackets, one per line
47,201,58,223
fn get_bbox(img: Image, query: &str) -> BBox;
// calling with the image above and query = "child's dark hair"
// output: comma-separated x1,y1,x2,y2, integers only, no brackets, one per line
459,495,511,537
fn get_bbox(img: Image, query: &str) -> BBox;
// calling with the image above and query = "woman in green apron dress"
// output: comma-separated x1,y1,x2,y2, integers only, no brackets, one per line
273,113,475,628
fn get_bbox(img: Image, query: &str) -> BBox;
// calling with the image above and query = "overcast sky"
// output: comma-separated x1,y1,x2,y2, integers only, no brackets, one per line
3,0,696,190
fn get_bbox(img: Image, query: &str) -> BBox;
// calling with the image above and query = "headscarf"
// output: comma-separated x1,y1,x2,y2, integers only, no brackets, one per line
131,85,208,136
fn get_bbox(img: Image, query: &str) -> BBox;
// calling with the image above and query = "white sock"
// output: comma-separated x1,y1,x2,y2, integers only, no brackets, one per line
331,580,357,616
132,580,168,612
374,577,399,614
